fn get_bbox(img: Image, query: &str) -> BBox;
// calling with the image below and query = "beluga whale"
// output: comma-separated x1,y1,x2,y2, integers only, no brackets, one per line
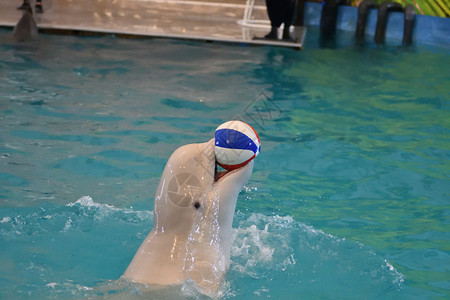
123,121,260,296
13,4,39,42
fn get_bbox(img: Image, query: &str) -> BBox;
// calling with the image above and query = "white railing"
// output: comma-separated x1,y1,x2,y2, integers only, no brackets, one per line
237,0,270,28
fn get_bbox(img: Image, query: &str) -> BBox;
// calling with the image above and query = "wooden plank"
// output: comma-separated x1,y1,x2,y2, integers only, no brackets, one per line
0,0,305,49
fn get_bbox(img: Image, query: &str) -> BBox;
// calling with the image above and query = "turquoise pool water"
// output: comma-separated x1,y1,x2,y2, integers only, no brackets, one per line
0,28,449,299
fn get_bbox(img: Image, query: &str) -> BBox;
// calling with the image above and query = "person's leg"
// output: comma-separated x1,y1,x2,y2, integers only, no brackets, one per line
282,0,296,41
36,0,43,13
266,0,284,28
265,0,283,39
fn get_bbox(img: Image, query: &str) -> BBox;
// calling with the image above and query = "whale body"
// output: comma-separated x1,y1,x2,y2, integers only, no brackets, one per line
123,139,253,295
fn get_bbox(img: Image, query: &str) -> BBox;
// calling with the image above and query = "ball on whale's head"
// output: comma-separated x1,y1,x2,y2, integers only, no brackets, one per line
214,120,261,171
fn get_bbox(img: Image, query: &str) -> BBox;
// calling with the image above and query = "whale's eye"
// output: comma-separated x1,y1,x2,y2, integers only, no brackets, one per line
193,201,201,209
167,173,202,207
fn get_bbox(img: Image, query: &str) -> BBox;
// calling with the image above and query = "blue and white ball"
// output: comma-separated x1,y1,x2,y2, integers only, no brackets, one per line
215,120,261,171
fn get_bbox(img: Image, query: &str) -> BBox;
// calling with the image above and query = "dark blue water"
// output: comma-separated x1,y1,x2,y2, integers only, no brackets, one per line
0,28,449,299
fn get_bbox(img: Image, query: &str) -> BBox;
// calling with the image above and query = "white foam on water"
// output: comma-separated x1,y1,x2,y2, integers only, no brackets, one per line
63,217,73,232
386,260,405,286
0,216,11,223
0,202,406,299
232,224,274,265
0,196,153,237
64,195,153,227
46,282,58,289
231,213,298,278
229,212,405,296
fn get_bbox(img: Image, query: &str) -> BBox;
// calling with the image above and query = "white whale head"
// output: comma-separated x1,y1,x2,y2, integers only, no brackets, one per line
123,138,254,296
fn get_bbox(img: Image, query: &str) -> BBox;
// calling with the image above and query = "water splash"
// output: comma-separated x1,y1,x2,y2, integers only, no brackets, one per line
0,198,407,299
0,196,152,238
228,212,406,299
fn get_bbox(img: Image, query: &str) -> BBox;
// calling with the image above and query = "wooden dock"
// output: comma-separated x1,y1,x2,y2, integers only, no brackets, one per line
0,0,305,49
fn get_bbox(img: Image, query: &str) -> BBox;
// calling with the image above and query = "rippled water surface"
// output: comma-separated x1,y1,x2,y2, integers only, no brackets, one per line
0,28,449,299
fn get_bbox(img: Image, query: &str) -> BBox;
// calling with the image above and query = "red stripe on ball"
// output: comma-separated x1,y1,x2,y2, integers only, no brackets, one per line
217,154,256,171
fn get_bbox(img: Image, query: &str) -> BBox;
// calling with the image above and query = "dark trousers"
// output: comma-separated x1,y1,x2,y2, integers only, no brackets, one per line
266,0,296,29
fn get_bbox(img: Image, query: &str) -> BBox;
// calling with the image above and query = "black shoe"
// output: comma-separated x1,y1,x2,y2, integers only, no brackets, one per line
264,28,278,40
282,30,295,42
35,4,43,13
17,2,31,10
